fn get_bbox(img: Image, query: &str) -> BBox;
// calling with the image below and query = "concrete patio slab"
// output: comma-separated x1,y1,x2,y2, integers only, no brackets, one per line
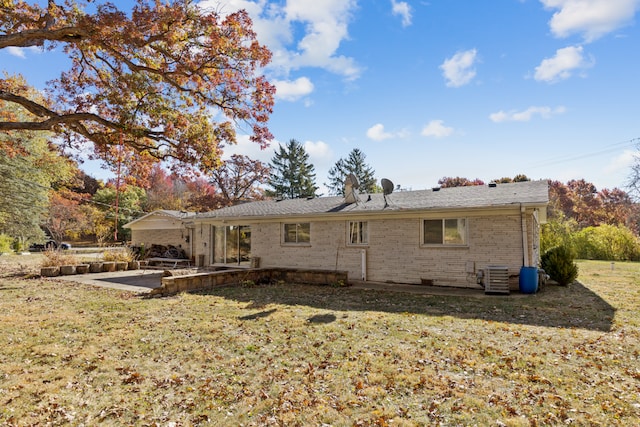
54,270,533,298
55,270,163,293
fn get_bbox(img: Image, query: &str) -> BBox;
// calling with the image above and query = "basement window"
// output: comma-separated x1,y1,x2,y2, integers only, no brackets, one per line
422,218,467,246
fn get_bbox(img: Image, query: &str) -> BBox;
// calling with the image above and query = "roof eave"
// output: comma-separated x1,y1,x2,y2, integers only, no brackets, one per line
193,201,549,223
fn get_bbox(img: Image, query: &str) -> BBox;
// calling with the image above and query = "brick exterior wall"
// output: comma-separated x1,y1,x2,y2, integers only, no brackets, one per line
191,210,541,289
128,213,191,257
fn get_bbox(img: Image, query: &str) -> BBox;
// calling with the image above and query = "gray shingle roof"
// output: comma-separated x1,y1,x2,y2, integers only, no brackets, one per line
195,180,549,220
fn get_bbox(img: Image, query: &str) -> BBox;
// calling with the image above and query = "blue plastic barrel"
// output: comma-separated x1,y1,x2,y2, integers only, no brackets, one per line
519,266,539,294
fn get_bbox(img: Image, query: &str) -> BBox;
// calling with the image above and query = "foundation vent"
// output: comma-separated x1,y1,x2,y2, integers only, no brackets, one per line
484,266,510,295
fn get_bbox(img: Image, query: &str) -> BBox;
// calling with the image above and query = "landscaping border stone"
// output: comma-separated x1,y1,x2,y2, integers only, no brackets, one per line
150,268,349,297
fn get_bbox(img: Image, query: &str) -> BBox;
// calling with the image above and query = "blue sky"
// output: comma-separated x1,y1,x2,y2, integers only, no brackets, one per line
2,0,640,195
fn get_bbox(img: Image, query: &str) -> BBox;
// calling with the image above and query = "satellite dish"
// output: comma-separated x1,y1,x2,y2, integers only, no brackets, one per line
381,178,394,208
381,178,394,195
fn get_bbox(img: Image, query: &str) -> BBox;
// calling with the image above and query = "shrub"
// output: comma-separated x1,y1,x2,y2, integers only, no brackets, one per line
41,249,79,267
573,224,640,261
541,246,579,286
11,238,27,252
102,247,134,262
540,217,578,254
0,234,13,253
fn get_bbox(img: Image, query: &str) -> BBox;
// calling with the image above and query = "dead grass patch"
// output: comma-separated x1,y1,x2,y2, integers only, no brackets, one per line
0,260,638,425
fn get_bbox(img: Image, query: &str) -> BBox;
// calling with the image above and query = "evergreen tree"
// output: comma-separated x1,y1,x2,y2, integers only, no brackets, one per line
0,146,49,244
1,83,75,245
266,139,318,199
326,149,378,196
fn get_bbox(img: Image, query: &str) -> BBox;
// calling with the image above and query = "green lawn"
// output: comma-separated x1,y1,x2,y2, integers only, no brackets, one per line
0,257,639,426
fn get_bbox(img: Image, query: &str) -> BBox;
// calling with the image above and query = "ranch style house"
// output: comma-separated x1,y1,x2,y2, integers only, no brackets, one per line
125,180,549,290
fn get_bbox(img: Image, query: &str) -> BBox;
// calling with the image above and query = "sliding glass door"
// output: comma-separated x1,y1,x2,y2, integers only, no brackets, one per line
212,225,251,265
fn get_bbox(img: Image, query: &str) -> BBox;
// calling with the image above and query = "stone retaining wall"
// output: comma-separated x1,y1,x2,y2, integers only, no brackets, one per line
150,268,349,296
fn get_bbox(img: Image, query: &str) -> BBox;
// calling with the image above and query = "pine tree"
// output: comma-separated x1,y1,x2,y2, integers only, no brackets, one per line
266,139,318,199
1,85,75,245
326,148,378,196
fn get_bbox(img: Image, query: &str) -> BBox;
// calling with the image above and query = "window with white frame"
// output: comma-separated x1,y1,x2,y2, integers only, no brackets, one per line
422,218,467,245
347,221,368,245
283,223,311,244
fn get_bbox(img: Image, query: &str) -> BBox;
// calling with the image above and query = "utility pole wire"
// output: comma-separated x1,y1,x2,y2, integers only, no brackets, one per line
528,137,639,169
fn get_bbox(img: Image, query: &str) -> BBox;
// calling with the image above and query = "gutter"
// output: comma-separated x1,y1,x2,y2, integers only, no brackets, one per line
193,203,548,224
521,203,529,267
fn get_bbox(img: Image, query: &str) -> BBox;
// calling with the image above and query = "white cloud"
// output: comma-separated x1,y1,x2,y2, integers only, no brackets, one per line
6,46,42,58
7,46,26,58
285,0,361,79
221,134,277,164
489,106,567,122
273,77,314,101
209,0,362,80
304,140,333,168
534,45,593,82
540,0,640,42
365,123,409,141
391,0,412,27
604,149,637,174
421,120,454,138
222,136,332,169
440,49,478,87
366,124,393,141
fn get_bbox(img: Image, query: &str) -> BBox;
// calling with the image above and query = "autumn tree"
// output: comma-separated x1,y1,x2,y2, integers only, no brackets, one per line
141,164,222,212
78,204,112,246
326,148,378,196
543,178,640,260
566,179,602,227
0,1,275,177
184,177,219,212
143,165,187,212
44,188,85,243
92,185,146,242
598,188,635,230
70,170,101,197
437,176,485,188
492,174,531,184
209,154,270,207
42,160,106,243
267,139,318,199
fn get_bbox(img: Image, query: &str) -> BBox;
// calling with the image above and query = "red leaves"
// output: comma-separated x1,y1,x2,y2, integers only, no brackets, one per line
116,366,144,385
2,1,275,175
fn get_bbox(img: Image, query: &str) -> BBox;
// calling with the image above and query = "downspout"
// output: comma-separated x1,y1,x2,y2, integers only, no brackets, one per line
361,249,367,281
521,204,529,267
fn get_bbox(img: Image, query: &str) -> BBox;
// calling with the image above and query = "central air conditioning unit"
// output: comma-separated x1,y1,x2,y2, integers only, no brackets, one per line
483,266,510,294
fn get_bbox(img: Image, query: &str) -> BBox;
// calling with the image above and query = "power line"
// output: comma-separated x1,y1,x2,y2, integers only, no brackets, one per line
1,174,146,215
527,137,639,169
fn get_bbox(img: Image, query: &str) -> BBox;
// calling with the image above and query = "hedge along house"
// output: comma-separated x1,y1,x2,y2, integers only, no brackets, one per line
185,180,549,289
125,210,196,255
